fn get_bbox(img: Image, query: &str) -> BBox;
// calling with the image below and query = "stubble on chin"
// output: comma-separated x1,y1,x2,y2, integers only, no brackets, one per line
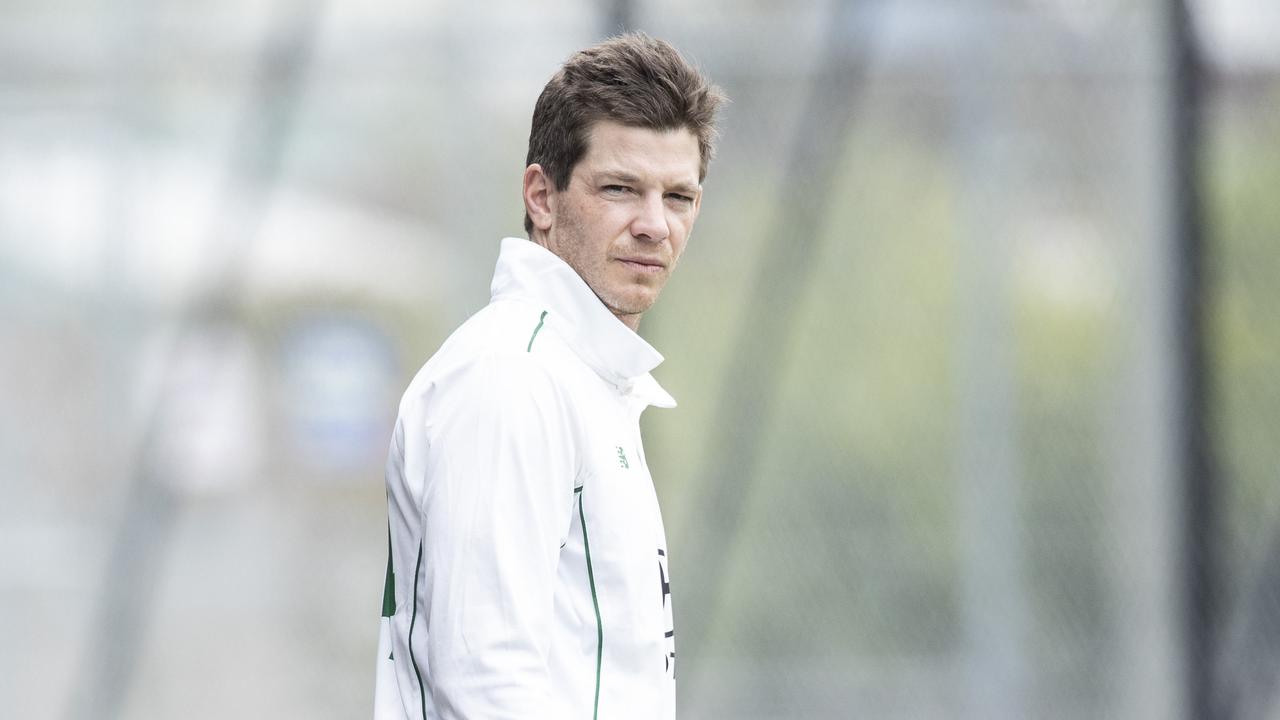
592,271,651,319
613,251,672,306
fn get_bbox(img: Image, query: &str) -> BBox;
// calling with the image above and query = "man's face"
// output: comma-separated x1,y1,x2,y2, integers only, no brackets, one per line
540,121,702,330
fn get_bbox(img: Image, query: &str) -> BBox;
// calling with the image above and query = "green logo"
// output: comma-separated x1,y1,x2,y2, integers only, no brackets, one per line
616,446,630,469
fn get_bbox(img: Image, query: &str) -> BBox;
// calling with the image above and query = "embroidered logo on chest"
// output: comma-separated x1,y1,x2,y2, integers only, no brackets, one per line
615,446,630,469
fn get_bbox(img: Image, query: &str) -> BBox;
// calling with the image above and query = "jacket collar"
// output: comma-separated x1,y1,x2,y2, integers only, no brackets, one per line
489,237,677,408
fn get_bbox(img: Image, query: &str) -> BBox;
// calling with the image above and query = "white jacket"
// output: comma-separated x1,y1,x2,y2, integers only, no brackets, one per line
375,238,678,719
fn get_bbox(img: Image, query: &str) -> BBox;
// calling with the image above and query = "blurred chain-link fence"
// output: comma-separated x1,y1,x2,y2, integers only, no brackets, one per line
2,0,1279,718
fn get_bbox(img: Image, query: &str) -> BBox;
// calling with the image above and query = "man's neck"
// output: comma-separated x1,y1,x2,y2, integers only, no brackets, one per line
613,309,642,333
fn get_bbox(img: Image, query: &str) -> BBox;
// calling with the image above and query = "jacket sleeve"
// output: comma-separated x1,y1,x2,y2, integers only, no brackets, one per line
407,351,578,719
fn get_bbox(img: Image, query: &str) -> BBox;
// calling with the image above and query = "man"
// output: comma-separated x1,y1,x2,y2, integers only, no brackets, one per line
375,33,724,719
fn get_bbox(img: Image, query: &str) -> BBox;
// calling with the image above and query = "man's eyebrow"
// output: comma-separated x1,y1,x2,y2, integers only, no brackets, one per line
593,170,642,184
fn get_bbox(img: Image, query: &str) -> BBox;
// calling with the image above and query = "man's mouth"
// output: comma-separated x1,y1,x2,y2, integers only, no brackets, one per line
617,257,666,274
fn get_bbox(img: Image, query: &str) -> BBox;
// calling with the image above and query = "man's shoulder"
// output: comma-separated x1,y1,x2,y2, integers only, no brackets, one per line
397,299,576,415
446,299,553,359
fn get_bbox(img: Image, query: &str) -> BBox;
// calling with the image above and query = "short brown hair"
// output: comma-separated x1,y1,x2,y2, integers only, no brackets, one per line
524,32,726,234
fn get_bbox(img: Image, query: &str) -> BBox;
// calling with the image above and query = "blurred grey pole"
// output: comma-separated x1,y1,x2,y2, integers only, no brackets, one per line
603,0,635,35
1168,1,1220,718
676,0,880,687
66,4,166,718
1103,1,1188,718
63,2,324,718
948,6,1028,718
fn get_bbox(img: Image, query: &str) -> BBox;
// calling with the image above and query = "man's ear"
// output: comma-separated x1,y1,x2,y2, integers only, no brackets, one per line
523,164,555,232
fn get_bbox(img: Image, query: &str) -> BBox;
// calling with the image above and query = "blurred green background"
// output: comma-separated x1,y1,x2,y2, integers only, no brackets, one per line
3,0,1279,718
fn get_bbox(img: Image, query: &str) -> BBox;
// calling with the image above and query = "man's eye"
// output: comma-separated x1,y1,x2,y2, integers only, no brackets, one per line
667,193,694,204
603,185,629,194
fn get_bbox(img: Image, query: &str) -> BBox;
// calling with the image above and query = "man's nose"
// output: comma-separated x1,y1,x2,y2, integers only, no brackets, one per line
630,193,670,243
